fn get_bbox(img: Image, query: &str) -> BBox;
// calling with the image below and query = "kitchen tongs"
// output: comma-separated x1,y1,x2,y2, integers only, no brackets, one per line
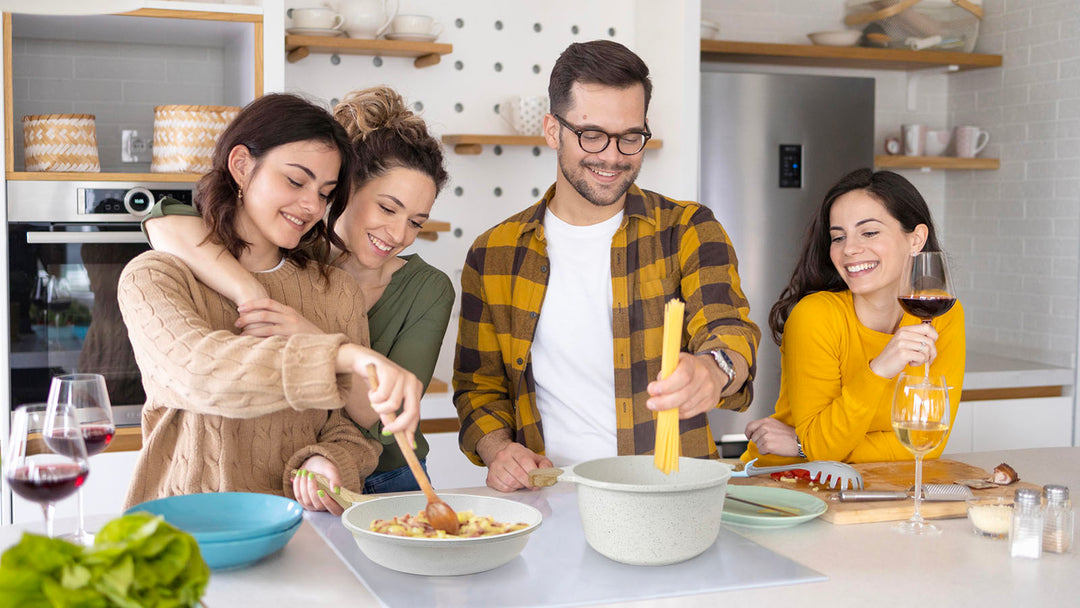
731,458,865,490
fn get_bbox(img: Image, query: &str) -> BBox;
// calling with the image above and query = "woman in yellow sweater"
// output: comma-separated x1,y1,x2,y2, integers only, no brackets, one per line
742,169,964,465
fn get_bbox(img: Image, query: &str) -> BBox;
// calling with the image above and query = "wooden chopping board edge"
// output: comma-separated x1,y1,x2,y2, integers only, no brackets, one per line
728,458,1038,525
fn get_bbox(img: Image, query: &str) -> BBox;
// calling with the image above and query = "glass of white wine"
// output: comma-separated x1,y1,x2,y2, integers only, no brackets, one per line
892,372,951,535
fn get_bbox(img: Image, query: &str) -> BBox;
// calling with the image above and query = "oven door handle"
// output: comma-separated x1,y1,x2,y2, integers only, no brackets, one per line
26,232,148,245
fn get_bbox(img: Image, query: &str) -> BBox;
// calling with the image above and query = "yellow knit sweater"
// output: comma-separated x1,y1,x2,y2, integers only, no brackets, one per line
743,290,965,465
118,251,381,508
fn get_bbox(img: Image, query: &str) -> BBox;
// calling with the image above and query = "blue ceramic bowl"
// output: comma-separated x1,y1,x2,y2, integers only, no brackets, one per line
125,492,303,543
197,518,303,570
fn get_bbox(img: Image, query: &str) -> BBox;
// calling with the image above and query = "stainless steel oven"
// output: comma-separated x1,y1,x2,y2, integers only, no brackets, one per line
6,180,194,429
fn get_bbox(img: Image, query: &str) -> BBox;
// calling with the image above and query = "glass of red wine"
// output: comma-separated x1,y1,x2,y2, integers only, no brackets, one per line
4,403,89,538
898,251,956,381
47,373,115,545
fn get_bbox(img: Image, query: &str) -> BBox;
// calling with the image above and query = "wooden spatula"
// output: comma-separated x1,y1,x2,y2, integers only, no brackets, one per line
366,364,460,534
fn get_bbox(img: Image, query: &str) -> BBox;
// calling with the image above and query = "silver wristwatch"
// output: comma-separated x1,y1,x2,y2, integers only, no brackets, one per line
708,349,737,391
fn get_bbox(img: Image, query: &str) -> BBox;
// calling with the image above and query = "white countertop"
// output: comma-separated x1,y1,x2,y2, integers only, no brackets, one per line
3,448,1076,607
964,351,1073,390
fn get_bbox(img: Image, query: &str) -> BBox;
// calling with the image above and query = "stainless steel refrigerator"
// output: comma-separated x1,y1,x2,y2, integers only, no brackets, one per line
699,70,875,449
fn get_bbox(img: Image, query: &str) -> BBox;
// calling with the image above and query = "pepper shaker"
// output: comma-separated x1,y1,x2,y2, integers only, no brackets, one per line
1043,485,1073,554
1010,488,1043,559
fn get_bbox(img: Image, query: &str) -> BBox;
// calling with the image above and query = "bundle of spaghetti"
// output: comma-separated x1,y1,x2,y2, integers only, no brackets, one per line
654,298,684,474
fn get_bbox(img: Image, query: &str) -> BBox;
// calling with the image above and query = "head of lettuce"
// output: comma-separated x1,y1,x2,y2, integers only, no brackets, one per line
0,512,210,608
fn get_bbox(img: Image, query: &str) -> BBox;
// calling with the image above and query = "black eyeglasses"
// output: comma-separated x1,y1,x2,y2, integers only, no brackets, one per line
552,114,652,156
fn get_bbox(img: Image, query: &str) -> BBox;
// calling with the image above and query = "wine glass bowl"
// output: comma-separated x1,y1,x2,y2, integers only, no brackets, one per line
4,403,90,538
891,373,951,535
47,373,114,544
898,251,956,380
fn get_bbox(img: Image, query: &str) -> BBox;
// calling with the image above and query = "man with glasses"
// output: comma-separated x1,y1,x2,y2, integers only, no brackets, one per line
454,40,759,492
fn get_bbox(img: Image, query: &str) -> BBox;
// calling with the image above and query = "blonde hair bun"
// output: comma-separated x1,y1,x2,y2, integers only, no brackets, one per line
333,86,426,142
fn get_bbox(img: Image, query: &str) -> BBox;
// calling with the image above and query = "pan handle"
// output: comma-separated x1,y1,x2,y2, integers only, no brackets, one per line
528,467,564,488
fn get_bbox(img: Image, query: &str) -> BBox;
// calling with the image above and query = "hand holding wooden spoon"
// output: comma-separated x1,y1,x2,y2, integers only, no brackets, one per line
366,364,460,534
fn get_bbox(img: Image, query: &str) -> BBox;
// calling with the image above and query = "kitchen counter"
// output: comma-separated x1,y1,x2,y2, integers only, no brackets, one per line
964,351,1073,391
2,447,1076,607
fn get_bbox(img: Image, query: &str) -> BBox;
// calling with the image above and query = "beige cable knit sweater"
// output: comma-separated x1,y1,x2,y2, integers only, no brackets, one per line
118,251,381,508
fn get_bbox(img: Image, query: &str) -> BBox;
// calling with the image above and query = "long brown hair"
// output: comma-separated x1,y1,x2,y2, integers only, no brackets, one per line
768,169,942,344
195,94,353,268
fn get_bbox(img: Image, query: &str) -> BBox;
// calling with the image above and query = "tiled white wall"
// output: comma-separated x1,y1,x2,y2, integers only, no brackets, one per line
10,38,228,173
947,0,1080,366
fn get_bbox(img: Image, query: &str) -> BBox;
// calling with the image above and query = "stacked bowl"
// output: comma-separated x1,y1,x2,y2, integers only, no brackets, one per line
126,492,303,570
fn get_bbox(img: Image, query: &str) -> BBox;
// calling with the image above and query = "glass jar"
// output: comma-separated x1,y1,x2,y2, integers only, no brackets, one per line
1042,485,1073,554
1010,488,1043,559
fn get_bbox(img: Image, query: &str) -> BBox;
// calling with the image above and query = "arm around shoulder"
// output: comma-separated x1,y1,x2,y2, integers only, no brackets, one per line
142,202,268,306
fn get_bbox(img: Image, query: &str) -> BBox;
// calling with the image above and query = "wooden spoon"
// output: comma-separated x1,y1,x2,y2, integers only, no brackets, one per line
365,364,460,534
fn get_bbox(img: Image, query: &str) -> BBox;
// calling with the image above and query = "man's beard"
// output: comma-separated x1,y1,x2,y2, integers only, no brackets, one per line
558,152,640,208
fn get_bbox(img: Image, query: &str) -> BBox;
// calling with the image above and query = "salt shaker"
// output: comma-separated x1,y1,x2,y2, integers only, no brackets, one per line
1043,484,1073,554
1010,488,1043,559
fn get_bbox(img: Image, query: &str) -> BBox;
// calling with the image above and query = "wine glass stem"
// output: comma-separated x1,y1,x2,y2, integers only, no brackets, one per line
74,486,87,538
912,455,925,523
41,502,55,538
922,319,932,380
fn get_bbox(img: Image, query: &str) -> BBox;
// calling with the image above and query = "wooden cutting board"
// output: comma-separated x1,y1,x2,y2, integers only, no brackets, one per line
729,459,1039,525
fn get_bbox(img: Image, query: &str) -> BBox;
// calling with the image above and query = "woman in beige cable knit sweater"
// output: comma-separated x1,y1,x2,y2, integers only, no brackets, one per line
118,94,423,514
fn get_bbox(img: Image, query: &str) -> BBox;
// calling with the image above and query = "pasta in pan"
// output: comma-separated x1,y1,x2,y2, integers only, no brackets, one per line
370,510,529,539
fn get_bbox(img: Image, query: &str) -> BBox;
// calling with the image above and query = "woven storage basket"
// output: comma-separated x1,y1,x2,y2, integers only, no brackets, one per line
22,114,100,172
151,104,241,173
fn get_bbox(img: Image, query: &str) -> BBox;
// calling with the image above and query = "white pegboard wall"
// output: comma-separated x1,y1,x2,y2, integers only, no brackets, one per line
285,0,645,384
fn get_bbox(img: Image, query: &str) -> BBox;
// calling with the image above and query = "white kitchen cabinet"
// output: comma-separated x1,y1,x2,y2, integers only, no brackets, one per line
942,402,973,454
968,397,1074,452
11,450,140,526
425,432,488,490
947,396,1074,454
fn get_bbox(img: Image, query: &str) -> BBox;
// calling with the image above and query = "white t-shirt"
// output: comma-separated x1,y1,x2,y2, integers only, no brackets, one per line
531,209,624,467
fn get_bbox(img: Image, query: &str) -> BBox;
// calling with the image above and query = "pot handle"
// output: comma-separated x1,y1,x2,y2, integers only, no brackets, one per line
528,462,580,487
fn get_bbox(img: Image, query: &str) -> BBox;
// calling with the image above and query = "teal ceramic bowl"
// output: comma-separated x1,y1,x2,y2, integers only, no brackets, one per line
197,518,303,570
125,492,303,543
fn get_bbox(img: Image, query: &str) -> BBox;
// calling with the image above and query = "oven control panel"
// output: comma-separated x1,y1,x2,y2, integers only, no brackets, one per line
79,188,194,217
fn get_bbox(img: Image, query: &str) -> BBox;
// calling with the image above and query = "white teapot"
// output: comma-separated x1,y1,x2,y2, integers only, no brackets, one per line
336,0,398,39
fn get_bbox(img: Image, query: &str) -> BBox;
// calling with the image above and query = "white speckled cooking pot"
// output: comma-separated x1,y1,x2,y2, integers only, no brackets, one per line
552,456,732,566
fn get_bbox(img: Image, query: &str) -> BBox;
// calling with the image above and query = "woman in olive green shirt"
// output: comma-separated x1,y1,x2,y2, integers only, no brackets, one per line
143,86,452,493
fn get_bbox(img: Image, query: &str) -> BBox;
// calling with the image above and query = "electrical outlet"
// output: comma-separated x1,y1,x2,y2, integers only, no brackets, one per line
121,129,152,163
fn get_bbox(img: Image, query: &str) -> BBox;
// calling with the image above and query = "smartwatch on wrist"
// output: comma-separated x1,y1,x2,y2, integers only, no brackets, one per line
707,349,737,391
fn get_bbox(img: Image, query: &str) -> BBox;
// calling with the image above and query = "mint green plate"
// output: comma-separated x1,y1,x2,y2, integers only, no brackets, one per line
722,486,828,528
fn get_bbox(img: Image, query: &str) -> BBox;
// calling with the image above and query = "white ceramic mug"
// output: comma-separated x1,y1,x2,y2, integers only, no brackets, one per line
290,7,345,30
924,129,951,157
390,14,442,37
901,124,926,156
341,0,398,39
954,126,990,158
501,96,548,136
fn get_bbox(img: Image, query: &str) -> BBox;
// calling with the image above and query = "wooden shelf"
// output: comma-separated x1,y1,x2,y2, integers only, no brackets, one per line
285,36,452,68
5,171,201,182
874,155,1000,171
700,40,1002,72
26,427,142,456
416,220,450,241
441,134,664,155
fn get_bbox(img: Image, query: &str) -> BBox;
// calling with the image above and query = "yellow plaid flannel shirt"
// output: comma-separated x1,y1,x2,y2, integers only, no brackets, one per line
453,184,759,465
